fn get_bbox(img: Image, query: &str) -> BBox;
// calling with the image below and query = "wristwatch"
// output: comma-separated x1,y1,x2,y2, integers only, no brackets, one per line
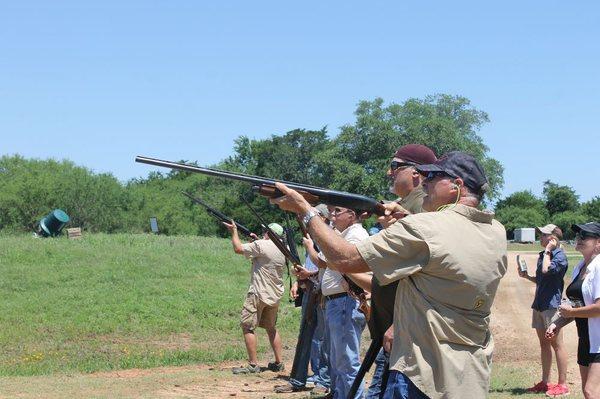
302,208,319,226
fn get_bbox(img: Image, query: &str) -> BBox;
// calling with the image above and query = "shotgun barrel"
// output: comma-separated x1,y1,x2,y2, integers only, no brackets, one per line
135,156,386,216
181,191,255,238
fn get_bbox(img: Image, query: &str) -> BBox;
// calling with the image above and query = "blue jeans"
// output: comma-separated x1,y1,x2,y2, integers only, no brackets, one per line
366,348,388,399
326,295,366,399
382,371,429,399
310,299,330,388
289,288,319,388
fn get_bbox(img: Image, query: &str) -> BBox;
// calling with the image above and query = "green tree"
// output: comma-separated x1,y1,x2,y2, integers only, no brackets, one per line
581,196,600,221
0,155,127,233
543,180,579,216
552,211,588,240
495,206,547,239
226,128,331,185
495,190,548,217
317,95,504,201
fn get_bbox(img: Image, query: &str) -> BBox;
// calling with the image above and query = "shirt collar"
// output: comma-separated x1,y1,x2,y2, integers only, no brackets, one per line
449,204,495,224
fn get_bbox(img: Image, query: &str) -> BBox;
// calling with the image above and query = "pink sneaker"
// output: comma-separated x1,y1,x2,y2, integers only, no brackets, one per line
546,383,570,397
526,381,549,393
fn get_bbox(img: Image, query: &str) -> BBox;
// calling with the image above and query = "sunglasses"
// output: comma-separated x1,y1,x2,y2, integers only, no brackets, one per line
332,208,354,216
576,231,600,241
390,161,416,171
424,171,453,181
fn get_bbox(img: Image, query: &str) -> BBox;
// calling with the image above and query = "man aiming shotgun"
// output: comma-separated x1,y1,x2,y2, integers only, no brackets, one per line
224,216,287,375
268,151,507,398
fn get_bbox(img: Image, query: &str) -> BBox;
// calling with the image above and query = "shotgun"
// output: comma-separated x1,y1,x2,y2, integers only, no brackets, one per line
181,191,255,239
347,337,383,399
241,197,302,267
135,156,386,216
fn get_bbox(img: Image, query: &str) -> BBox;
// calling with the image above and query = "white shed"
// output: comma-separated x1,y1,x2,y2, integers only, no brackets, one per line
514,228,536,243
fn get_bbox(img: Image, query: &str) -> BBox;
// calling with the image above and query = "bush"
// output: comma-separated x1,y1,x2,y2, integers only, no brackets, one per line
495,206,547,239
551,211,589,240
0,155,127,233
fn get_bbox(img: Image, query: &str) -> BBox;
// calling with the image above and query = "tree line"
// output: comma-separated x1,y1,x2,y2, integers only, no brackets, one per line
5,93,573,239
495,182,600,240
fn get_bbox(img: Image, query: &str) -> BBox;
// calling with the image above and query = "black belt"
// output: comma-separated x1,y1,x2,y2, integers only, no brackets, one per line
325,292,348,301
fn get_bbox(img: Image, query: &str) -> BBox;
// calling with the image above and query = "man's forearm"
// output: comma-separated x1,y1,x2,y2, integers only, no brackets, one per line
231,230,243,254
541,253,551,273
306,244,327,269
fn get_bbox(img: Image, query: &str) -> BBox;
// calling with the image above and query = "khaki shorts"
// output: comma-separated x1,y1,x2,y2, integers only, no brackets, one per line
240,293,279,331
532,308,560,329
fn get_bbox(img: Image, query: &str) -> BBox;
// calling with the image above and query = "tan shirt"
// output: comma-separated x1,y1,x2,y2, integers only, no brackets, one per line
397,185,426,215
356,204,507,399
241,239,286,306
370,185,427,337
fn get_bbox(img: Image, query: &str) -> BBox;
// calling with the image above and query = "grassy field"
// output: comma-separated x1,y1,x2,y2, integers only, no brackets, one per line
0,234,586,398
0,233,300,376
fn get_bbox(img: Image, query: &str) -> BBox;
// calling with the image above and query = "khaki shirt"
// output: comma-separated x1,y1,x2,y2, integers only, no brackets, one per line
397,185,426,215
241,239,286,306
356,204,507,399
369,185,426,337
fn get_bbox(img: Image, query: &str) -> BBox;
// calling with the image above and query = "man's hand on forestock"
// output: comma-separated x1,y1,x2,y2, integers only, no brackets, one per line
222,220,238,235
377,202,409,228
294,265,314,280
269,183,312,215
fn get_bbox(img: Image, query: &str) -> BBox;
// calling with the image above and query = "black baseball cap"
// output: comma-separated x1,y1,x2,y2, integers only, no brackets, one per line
416,151,489,193
572,222,600,237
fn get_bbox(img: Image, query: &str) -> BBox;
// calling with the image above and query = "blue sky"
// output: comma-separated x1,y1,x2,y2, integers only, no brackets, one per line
2,2,599,202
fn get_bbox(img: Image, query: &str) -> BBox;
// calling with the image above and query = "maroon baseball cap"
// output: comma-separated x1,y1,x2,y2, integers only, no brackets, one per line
393,144,437,165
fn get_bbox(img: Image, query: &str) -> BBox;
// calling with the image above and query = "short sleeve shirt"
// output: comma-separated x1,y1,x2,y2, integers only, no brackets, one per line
321,223,370,296
572,256,600,353
356,204,507,399
369,185,427,337
531,248,568,311
241,239,286,306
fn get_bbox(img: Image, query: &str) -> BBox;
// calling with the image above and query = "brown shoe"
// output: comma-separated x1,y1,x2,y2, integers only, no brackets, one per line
267,361,285,372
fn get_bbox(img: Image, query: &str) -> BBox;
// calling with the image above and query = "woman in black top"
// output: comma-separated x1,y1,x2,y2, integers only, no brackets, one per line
546,222,600,399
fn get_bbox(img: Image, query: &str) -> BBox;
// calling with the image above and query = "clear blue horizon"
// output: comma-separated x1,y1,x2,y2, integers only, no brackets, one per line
2,2,599,202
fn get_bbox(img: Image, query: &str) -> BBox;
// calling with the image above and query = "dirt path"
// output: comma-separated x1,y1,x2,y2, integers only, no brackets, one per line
491,252,580,392
0,251,582,398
